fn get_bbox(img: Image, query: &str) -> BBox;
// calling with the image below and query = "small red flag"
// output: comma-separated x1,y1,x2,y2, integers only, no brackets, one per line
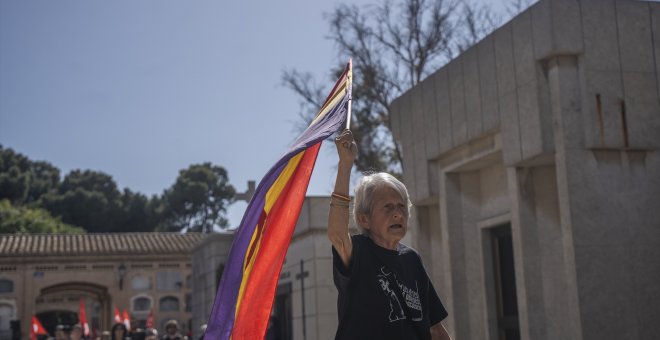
146,309,154,329
30,316,47,340
114,307,122,324
123,309,131,332
79,297,90,336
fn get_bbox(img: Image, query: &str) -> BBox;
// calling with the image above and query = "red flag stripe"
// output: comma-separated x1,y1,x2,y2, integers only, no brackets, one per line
231,143,320,338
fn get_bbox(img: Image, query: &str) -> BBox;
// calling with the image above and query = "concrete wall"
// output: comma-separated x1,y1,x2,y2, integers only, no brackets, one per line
287,197,336,340
391,0,660,339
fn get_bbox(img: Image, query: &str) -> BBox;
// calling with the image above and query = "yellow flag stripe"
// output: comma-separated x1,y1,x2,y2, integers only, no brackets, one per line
310,71,351,126
234,150,306,320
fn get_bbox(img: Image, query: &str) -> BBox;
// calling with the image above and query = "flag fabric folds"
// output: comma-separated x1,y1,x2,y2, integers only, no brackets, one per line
205,60,352,340
114,307,122,324
79,297,90,336
30,316,47,340
123,309,131,331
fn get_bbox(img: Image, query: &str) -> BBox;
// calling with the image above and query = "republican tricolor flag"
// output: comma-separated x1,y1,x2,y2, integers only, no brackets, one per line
205,60,353,339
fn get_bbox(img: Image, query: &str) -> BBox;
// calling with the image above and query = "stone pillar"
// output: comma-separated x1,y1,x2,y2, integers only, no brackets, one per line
548,55,585,340
507,165,573,340
438,171,485,340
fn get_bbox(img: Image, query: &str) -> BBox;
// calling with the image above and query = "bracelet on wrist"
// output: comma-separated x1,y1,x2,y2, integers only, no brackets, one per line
331,192,351,202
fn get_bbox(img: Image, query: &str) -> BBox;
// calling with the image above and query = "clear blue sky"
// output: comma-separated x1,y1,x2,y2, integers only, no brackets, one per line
0,0,507,227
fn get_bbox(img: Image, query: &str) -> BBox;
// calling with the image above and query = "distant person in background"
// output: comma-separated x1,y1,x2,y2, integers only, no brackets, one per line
110,323,127,340
70,324,83,340
55,324,68,340
161,320,182,340
129,328,146,340
144,329,158,340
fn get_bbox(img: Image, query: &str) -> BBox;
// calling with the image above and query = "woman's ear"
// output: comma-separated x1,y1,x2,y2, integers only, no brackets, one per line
357,214,370,230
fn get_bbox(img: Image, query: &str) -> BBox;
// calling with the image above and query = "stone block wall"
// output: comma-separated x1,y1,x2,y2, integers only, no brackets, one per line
390,0,660,339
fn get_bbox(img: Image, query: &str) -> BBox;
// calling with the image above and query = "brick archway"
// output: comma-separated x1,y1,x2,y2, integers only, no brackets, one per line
37,282,111,335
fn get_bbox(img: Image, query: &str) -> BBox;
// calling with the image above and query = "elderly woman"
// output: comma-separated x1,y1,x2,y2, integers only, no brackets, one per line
328,130,452,340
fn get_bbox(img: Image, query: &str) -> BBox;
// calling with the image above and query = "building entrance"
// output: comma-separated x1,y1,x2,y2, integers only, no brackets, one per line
488,224,520,340
35,282,110,336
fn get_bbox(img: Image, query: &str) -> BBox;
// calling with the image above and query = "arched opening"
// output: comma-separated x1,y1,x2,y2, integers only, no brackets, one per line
36,282,110,336
132,296,152,313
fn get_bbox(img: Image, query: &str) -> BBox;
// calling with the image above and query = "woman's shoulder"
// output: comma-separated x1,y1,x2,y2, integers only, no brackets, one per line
396,242,417,255
348,233,368,253
397,243,425,265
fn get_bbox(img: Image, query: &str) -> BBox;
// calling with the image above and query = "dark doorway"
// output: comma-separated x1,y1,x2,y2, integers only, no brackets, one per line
490,224,520,340
37,283,110,334
35,310,77,336
215,263,225,291
266,282,292,340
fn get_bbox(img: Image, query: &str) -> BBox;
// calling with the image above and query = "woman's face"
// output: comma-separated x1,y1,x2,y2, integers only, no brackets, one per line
358,185,408,249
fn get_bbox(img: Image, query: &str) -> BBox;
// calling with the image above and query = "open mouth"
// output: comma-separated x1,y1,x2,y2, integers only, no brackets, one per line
389,224,404,229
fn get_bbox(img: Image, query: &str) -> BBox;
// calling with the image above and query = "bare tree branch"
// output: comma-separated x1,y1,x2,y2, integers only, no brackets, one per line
283,0,532,176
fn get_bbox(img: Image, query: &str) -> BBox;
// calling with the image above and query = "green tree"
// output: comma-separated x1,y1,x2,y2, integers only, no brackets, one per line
283,0,503,175
26,160,60,203
40,169,123,233
0,199,84,234
0,145,60,205
161,162,235,233
116,189,163,233
0,145,237,233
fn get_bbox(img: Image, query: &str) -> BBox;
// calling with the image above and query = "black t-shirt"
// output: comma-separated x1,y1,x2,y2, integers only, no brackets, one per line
332,234,448,340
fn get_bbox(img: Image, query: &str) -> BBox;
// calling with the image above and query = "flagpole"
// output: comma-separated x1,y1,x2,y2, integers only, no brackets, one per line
346,58,352,130
205,56,352,339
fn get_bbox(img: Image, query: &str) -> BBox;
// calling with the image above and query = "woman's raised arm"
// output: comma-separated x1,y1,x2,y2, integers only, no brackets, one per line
327,129,358,268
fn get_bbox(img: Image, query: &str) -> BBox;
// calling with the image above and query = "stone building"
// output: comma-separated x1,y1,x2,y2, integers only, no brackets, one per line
0,198,353,340
192,196,358,340
389,0,660,339
0,233,203,338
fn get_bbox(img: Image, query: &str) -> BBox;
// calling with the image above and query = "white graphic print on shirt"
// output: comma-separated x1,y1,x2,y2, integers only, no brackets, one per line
377,266,423,322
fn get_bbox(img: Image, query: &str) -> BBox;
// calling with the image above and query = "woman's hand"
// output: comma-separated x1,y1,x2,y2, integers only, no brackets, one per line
335,129,358,168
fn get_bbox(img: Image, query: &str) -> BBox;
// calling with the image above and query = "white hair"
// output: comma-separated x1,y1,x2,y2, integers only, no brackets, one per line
353,172,412,232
